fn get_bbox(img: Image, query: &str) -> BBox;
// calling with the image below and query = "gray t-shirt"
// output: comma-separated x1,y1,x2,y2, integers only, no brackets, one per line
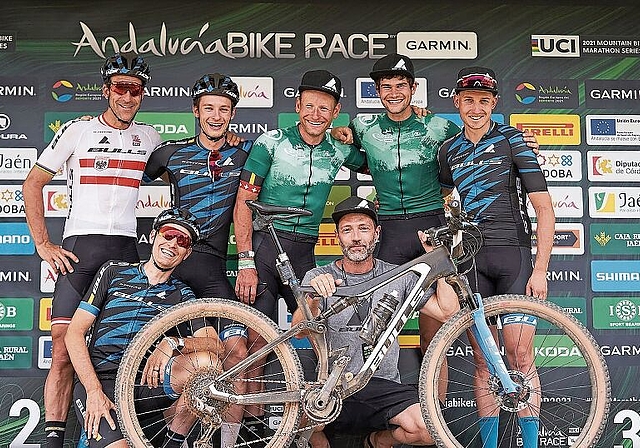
302,259,434,383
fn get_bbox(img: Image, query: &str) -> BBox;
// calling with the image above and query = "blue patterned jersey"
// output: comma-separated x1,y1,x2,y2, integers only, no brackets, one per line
145,137,253,257
438,122,548,247
78,261,196,377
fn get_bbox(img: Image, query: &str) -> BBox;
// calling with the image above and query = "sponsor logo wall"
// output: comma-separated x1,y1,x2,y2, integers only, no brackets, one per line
1,1,639,446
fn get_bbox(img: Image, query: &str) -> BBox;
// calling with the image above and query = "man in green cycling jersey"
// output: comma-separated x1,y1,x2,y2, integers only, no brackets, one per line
233,69,366,439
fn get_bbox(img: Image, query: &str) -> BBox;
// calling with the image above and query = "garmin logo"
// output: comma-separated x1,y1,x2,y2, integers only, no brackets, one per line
144,86,191,98
0,271,31,282
396,32,477,59
0,85,36,97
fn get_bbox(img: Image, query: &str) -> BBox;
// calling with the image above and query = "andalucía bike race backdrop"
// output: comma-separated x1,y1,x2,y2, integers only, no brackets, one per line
1,1,639,446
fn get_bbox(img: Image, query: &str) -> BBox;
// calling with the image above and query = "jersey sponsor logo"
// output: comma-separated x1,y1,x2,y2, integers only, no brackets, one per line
531,35,580,57
509,114,581,145
586,115,640,145
397,32,478,59
87,147,147,155
537,150,582,182
98,136,110,144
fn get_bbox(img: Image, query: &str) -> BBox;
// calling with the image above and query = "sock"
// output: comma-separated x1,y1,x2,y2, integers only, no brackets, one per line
162,430,186,448
478,416,498,448
221,422,242,447
519,416,540,448
44,420,66,448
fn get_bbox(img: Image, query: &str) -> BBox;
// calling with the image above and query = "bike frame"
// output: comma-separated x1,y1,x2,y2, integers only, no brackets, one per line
214,209,522,410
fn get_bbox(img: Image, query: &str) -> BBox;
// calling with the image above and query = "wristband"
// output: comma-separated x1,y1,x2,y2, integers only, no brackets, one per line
238,259,256,270
237,250,255,259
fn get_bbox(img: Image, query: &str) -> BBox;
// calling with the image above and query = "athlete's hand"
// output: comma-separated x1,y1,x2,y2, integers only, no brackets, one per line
411,105,432,118
36,240,79,275
142,339,174,388
522,131,540,154
309,273,343,298
226,131,245,146
526,270,548,299
309,429,330,448
417,230,435,253
330,126,353,144
84,388,116,440
236,268,259,304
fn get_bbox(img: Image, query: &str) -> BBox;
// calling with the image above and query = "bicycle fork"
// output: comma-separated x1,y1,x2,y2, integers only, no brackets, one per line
468,293,525,409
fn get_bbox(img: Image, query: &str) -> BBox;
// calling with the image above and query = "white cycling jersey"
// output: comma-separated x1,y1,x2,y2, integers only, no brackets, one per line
36,114,162,239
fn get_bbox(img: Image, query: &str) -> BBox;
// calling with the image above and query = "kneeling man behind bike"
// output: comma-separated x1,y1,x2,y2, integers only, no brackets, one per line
292,196,460,448
65,208,224,448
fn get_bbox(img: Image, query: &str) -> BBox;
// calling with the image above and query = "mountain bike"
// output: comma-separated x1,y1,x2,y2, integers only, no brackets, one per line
115,200,610,448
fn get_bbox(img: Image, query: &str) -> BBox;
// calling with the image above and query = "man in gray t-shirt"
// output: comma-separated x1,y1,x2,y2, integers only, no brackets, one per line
292,196,459,448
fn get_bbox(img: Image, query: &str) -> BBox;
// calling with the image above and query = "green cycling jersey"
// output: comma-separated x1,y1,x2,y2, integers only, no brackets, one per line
350,112,460,215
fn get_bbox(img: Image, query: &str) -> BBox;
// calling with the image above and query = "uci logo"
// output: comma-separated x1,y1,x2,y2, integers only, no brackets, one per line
531,35,580,57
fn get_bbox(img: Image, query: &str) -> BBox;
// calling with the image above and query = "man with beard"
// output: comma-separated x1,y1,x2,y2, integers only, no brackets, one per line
292,196,460,448
22,52,161,448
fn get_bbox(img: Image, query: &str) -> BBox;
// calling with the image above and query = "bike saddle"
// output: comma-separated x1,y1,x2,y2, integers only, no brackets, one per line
246,200,313,217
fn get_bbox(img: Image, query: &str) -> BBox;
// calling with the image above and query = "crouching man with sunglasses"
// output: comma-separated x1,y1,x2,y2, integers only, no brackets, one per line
22,52,163,448
65,208,225,448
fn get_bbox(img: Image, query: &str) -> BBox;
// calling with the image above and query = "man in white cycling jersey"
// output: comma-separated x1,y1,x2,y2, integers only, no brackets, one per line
22,52,162,448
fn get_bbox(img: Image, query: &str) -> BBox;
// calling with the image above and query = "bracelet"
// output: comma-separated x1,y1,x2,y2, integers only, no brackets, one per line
164,337,178,351
237,250,255,259
237,259,256,270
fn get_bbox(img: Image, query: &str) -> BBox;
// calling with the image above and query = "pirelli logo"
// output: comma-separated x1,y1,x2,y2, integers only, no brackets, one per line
509,114,581,145
315,223,342,256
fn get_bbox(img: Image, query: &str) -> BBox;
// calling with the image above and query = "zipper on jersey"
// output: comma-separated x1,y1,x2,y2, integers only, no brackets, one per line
396,121,406,215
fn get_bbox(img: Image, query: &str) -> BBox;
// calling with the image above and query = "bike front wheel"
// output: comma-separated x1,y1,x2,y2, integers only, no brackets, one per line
419,294,610,448
115,297,304,448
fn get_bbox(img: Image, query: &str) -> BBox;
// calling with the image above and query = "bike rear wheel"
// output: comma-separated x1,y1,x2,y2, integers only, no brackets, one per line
419,294,610,448
115,297,303,448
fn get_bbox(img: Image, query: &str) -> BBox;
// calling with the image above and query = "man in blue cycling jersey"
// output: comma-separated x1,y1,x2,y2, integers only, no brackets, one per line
65,208,224,448
438,66,555,448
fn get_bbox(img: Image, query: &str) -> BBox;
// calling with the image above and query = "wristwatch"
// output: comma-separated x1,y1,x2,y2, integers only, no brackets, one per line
237,250,255,259
164,337,185,352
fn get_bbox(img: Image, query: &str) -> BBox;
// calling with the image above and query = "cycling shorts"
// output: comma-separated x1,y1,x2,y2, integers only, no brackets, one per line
52,235,138,324
252,230,316,322
172,250,235,299
377,211,446,264
72,377,175,448
464,245,534,326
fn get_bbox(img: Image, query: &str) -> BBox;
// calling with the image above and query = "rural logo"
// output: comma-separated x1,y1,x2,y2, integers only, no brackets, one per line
51,80,74,102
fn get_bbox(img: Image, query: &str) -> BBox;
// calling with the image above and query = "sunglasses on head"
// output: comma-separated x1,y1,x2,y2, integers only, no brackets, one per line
209,151,223,181
109,81,144,97
457,74,497,91
157,226,192,248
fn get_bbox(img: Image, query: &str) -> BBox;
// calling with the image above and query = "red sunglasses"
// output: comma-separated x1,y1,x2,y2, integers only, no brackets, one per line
157,226,192,248
457,74,497,91
109,81,144,97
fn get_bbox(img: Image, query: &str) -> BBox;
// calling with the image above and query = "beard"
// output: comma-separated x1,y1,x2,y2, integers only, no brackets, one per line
340,241,377,263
